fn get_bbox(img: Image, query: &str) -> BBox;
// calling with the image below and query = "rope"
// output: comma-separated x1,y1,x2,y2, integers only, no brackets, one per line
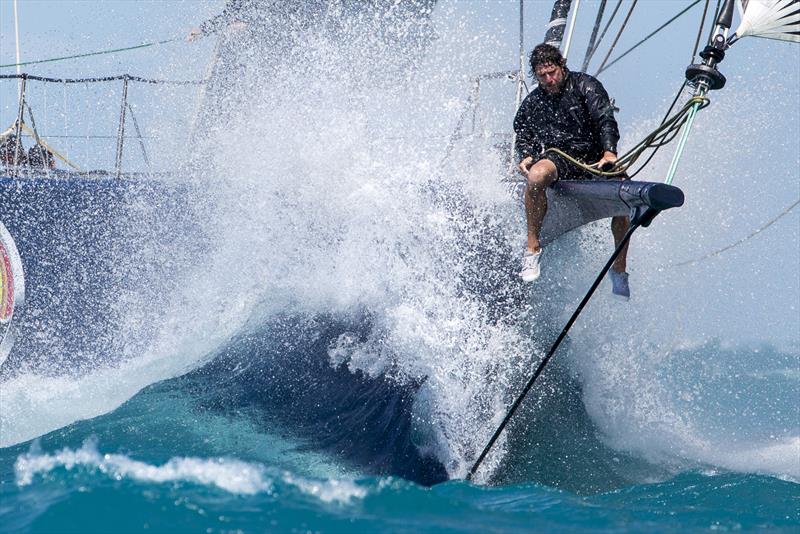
539,95,709,179
467,219,642,481
596,0,703,76
594,0,639,76
0,73,205,85
626,80,688,179
674,199,800,267
0,38,181,69
691,0,713,63
581,0,608,72
583,0,624,70
17,134,156,140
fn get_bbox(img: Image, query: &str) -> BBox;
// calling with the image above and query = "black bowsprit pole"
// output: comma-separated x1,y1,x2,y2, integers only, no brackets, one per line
466,206,665,481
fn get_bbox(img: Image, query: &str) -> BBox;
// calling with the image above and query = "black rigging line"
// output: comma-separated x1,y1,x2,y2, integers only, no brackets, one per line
581,0,608,72
467,217,646,481
627,80,688,179
594,0,639,76
596,0,704,77
674,199,800,267
0,73,205,85
584,0,624,71
691,0,713,63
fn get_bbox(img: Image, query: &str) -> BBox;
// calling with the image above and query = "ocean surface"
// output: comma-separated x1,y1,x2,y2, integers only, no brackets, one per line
2,2,799,532
2,341,798,533
1,328,799,534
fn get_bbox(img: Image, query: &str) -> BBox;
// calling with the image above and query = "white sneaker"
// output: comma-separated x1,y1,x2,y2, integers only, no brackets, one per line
519,250,542,283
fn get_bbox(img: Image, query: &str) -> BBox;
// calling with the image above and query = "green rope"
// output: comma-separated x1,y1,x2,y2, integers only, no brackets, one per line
0,38,181,69
664,100,702,185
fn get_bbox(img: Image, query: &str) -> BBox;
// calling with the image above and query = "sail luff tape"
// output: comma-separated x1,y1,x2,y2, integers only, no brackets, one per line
546,17,568,29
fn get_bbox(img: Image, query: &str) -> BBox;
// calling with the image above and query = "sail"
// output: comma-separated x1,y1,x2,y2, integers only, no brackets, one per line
733,0,800,43
0,220,24,367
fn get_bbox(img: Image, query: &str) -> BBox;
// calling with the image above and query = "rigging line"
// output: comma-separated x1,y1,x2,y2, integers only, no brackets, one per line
467,219,642,481
626,125,684,178
581,0,608,72
543,95,708,178
0,73,205,85
0,38,181,69
125,102,151,170
594,0,639,76
691,0,713,63
596,0,703,76
584,0,624,70
710,0,723,40
16,134,157,140
24,102,51,177
627,80,688,179
19,123,81,170
673,199,800,267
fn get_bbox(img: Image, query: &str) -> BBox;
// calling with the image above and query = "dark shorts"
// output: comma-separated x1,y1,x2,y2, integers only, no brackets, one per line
542,151,597,181
541,151,630,182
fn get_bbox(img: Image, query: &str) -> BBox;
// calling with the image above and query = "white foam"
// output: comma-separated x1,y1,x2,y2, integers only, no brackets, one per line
15,441,272,495
282,473,368,504
15,441,372,502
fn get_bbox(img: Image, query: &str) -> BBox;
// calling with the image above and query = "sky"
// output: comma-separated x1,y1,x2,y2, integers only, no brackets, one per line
0,0,798,344
1,1,797,165
1,1,797,167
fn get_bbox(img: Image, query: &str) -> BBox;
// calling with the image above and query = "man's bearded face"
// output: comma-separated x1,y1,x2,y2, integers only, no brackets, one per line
535,62,565,94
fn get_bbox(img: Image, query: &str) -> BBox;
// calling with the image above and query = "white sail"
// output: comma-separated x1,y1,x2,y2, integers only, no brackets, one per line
733,0,800,42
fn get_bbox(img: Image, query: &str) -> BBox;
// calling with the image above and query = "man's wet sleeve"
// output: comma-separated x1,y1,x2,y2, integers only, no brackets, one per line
584,77,620,155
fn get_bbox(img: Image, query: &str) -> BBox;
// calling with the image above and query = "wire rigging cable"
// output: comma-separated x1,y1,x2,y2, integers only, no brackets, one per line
581,0,609,72
674,199,800,267
594,0,639,76
467,218,644,481
596,0,704,76
0,73,205,86
691,0,714,63
583,0,624,70
0,38,182,69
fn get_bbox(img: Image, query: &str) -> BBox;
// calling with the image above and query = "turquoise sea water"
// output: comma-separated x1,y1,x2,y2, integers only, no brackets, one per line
2,341,798,533
2,4,799,531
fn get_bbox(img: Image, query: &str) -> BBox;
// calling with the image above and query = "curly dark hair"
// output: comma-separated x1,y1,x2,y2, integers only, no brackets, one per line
529,43,565,72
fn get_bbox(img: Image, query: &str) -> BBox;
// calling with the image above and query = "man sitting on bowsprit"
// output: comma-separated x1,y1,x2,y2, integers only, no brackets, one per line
514,43,630,299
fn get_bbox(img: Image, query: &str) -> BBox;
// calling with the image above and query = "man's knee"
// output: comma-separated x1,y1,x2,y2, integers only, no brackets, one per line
526,160,557,191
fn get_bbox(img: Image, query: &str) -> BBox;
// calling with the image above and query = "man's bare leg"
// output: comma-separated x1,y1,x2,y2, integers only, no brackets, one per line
523,159,558,253
611,215,629,273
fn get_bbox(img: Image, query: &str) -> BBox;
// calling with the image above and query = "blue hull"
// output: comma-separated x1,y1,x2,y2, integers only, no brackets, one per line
0,173,199,373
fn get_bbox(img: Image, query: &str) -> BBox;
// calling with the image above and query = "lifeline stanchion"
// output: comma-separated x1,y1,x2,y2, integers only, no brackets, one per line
466,207,660,481
114,75,130,179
